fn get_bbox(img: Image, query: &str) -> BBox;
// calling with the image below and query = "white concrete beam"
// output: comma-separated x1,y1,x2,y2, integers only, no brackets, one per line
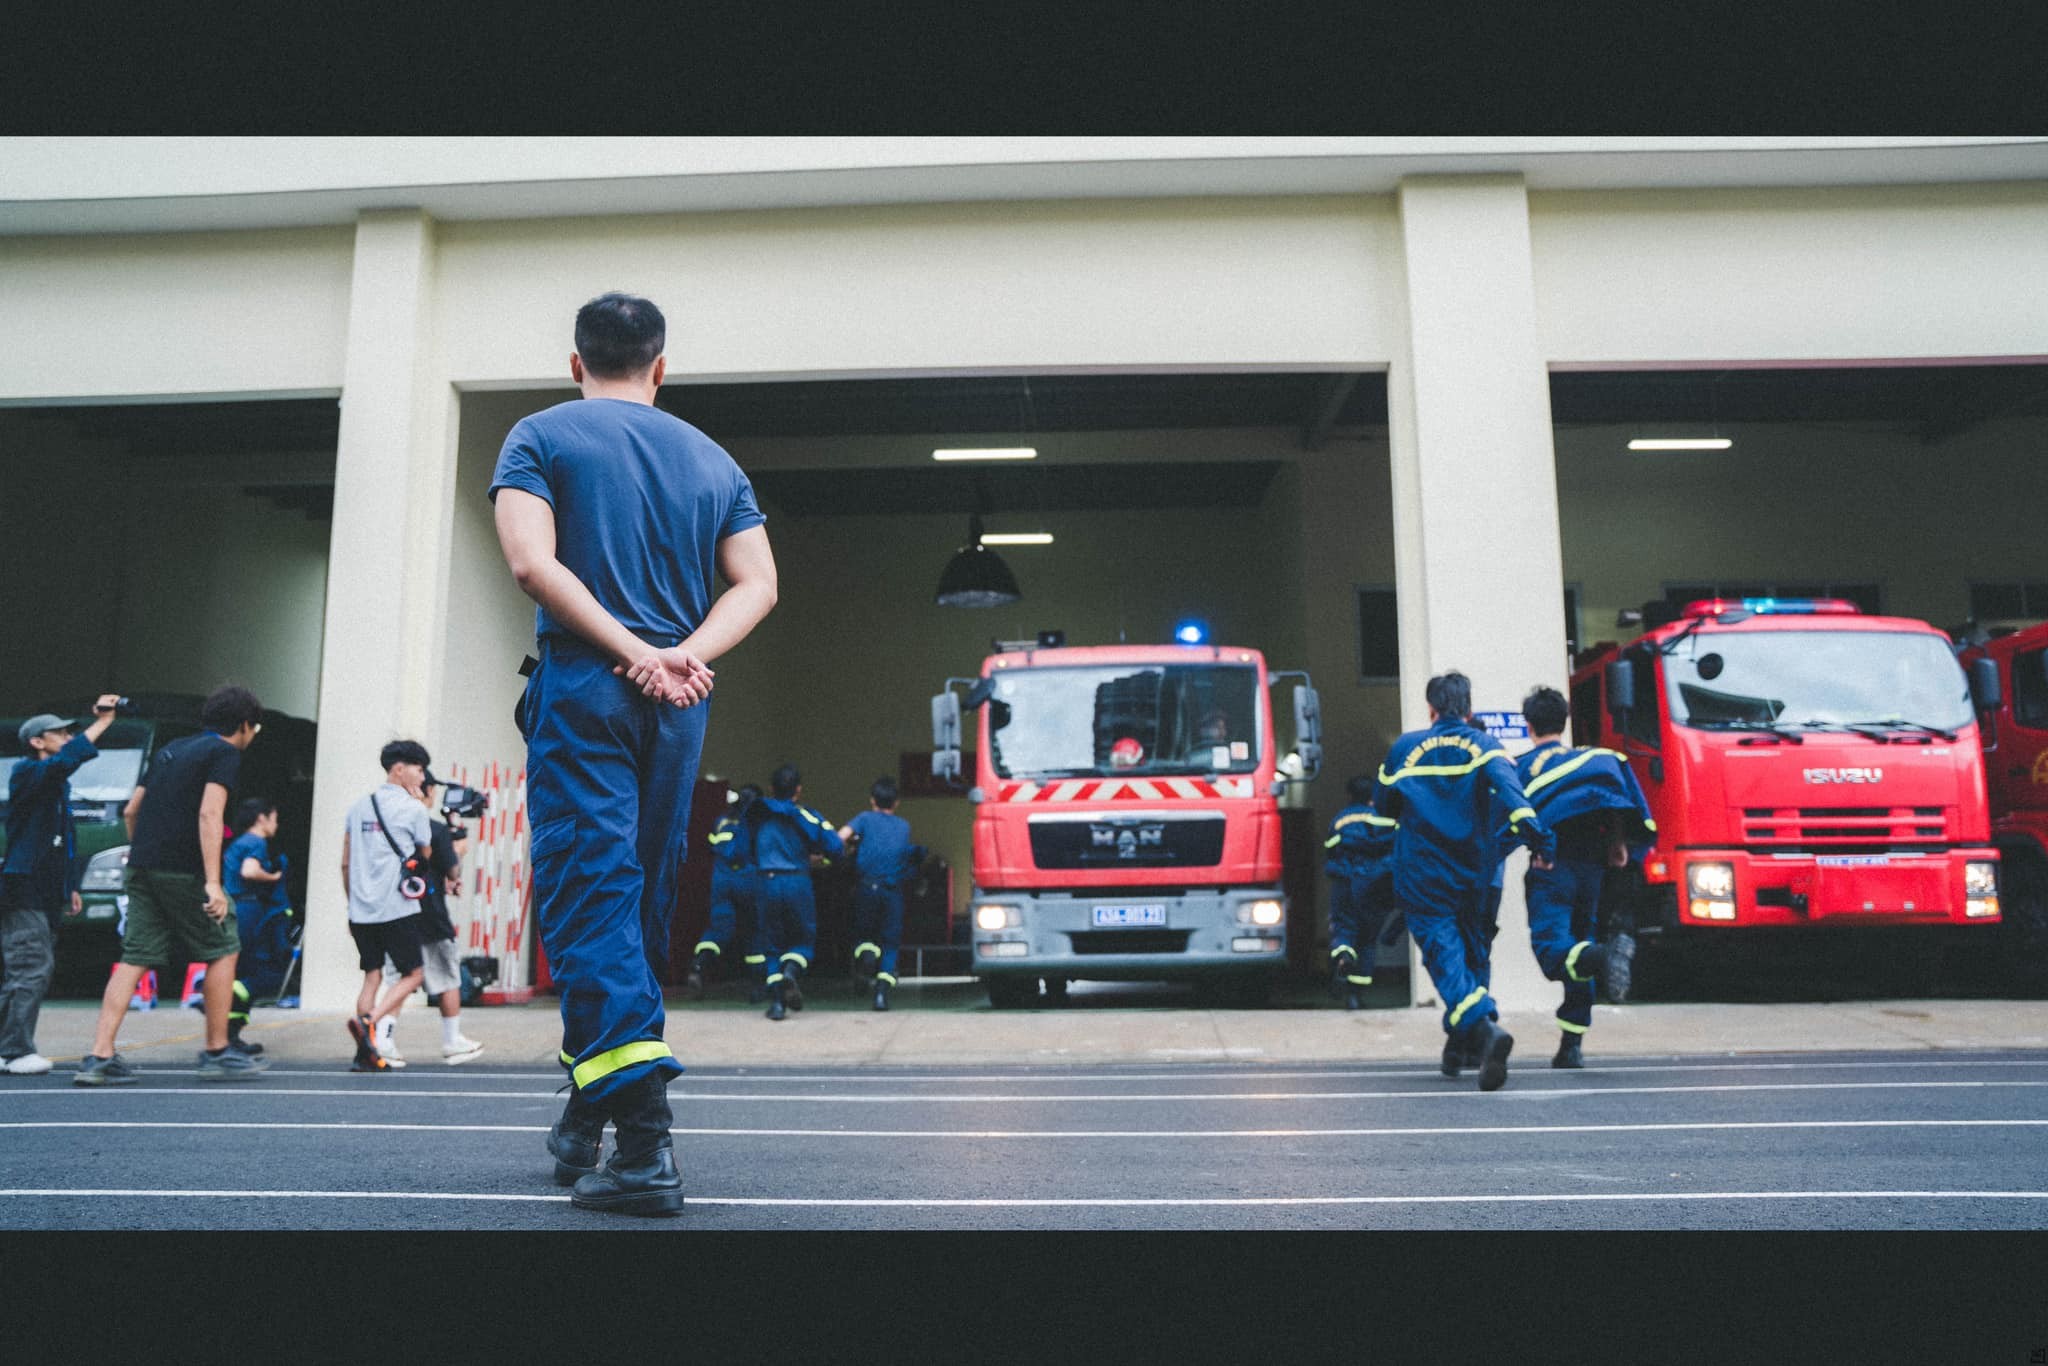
1389,176,1569,1016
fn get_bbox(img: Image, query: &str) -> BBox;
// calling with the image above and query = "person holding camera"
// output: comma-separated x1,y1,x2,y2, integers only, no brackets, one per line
372,770,485,1066
339,740,436,1073
3,693,123,1076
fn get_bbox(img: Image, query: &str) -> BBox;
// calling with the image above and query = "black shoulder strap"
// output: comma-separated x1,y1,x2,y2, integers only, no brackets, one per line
368,792,411,863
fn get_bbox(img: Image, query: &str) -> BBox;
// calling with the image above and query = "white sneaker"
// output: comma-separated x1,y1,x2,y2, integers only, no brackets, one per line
3,1053,54,1076
442,1036,485,1064
379,1038,408,1068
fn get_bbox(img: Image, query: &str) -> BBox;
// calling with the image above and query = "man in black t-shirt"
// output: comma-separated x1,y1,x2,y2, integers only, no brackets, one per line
75,687,271,1087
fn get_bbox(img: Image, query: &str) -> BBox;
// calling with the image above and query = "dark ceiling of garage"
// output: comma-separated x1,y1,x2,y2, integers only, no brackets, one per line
14,364,2048,461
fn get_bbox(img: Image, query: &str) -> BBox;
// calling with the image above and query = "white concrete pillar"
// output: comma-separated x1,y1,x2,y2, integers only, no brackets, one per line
300,210,456,1011
1388,176,1569,1016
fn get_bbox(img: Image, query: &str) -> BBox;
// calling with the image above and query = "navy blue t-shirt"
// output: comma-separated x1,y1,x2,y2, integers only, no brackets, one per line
488,398,766,644
845,810,917,887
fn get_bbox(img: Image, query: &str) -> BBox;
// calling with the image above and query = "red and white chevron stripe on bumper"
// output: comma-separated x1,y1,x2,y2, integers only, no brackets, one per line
999,776,1255,802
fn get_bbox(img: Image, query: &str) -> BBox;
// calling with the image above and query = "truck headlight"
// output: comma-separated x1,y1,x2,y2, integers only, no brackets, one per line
1687,862,1735,900
1237,899,1285,927
1965,862,1998,897
79,846,130,894
975,903,1020,931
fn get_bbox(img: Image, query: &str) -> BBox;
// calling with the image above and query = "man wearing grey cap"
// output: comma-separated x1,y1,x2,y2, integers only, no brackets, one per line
2,694,122,1075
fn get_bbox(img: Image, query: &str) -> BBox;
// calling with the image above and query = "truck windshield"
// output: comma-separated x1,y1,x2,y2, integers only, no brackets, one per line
1664,630,1974,733
0,748,146,812
986,664,1261,779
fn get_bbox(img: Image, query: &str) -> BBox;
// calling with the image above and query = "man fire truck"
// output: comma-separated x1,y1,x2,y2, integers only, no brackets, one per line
1954,620,2048,991
933,628,1320,1008
1569,597,2004,992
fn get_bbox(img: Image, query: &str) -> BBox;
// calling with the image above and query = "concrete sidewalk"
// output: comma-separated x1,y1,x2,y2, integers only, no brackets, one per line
23,985,2048,1070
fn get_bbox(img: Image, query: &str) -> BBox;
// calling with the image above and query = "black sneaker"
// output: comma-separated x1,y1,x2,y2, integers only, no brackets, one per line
73,1053,140,1087
347,1014,386,1070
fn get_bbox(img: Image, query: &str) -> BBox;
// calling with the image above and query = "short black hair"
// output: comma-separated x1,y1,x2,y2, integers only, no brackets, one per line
1346,774,1375,805
771,763,801,799
1523,685,1569,738
575,292,665,379
1425,671,1472,719
870,776,899,810
201,685,264,735
381,739,432,772
232,796,275,834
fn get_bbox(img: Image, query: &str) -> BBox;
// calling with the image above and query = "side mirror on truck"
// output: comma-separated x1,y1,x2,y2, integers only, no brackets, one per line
1292,684,1323,780
931,690,963,781
1606,658,1636,729
1969,656,2003,713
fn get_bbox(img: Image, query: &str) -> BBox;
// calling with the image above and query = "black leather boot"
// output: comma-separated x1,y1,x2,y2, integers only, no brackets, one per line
684,950,714,1001
873,979,891,1012
1468,1018,1515,1092
766,980,787,1021
1343,984,1363,1011
1552,1032,1585,1070
571,1075,685,1217
1440,1034,1465,1077
783,960,805,1011
1328,949,1356,1001
1600,933,1636,1004
547,1086,607,1186
855,946,880,983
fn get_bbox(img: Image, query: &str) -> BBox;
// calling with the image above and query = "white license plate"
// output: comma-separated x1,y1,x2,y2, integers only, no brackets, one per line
1093,903,1167,927
1818,855,1891,868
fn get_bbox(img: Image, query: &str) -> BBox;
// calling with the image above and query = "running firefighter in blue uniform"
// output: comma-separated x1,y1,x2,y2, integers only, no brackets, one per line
1324,774,1398,1012
753,764,845,1022
840,776,927,1012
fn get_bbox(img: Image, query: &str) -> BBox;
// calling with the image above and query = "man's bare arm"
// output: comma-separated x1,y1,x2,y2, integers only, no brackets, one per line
494,488,711,705
625,525,778,695
124,787,144,842
198,782,231,921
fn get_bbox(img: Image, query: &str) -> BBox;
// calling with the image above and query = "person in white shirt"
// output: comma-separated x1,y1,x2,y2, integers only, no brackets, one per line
339,740,435,1072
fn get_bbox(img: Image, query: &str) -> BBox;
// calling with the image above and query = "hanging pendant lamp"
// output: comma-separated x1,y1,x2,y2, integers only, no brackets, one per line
935,512,1022,608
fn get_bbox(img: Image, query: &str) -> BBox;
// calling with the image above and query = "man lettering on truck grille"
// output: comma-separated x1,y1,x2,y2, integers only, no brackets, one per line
1514,686,1656,1070
1371,671,1554,1092
491,292,779,1217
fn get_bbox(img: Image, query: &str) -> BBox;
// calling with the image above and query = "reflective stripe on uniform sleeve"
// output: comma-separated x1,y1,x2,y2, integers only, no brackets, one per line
1324,835,1342,848
571,1039,674,1091
1447,986,1489,1028
559,1050,576,1067
1332,811,1398,831
1524,747,1631,796
1507,806,1536,828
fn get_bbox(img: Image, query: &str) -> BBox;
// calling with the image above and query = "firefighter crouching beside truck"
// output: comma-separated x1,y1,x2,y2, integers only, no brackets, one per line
1372,671,1555,1092
1515,685,1654,1069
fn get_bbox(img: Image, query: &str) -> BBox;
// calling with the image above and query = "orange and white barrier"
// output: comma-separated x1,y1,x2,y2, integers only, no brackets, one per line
446,760,534,1003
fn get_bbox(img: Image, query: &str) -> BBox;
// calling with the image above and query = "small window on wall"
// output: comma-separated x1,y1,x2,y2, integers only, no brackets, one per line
1970,582,2048,622
1563,585,1582,657
1357,586,1399,683
2013,648,2048,732
1662,580,1884,615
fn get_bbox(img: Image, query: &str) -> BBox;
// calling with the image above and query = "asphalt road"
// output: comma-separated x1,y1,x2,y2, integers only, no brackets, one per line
2,1050,2045,1230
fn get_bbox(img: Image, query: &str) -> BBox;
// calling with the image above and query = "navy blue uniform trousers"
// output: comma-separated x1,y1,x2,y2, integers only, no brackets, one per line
758,870,817,981
524,638,702,1103
1404,883,1503,1037
853,879,907,982
701,866,766,982
1327,873,1391,983
1524,858,1604,1033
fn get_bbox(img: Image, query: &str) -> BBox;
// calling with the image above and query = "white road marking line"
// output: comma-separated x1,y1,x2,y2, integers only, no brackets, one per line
12,1079,2048,1102
4,1188,2046,1208
5,1118,2046,1138
125,1058,2048,1085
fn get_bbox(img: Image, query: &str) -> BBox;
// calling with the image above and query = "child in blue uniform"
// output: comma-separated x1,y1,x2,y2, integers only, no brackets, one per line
752,764,844,1021
1324,774,1398,1011
840,776,927,1012
1514,686,1655,1069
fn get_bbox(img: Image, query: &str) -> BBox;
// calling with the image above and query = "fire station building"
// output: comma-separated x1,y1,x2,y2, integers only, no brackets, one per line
5,137,2048,1012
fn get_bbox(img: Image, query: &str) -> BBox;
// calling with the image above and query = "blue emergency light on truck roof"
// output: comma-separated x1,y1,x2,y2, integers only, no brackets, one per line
1173,619,1209,645
1681,597,1860,619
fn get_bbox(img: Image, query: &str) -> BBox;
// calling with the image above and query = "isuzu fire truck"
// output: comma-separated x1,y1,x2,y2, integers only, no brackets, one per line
1569,597,2004,989
933,634,1321,1008
1954,621,2048,990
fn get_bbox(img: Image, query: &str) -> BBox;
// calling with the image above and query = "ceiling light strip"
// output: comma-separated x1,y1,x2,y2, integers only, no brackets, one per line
1628,438,1732,451
932,448,1038,462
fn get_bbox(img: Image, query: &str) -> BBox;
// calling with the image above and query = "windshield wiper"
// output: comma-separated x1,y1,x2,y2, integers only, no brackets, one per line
1780,719,1894,744
1691,719,1805,744
1846,718,1959,742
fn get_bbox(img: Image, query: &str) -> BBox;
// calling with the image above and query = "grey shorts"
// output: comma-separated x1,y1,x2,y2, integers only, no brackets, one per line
387,936,462,997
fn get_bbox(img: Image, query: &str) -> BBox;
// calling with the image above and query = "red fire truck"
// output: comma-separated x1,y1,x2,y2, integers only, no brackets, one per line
1569,597,2005,991
932,632,1321,1008
1954,621,2048,990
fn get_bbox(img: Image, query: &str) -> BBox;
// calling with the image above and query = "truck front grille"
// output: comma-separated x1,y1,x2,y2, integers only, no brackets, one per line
1067,930,1193,955
1740,805,1948,848
1029,816,1225,870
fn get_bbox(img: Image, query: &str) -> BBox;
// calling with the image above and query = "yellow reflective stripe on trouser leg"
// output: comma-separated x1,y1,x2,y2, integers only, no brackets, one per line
1330,945,1355,959
559,1049,576,1067
877,972,897,986
767,972,784,984
854,941,880,958
1447,987,1489,1028
781,953,809,969
1557,1018,1589,1035
1565,941,1594,982
744,955,766,965
1346,975,1372,986
692,940,721,956
570,1040,675,1092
